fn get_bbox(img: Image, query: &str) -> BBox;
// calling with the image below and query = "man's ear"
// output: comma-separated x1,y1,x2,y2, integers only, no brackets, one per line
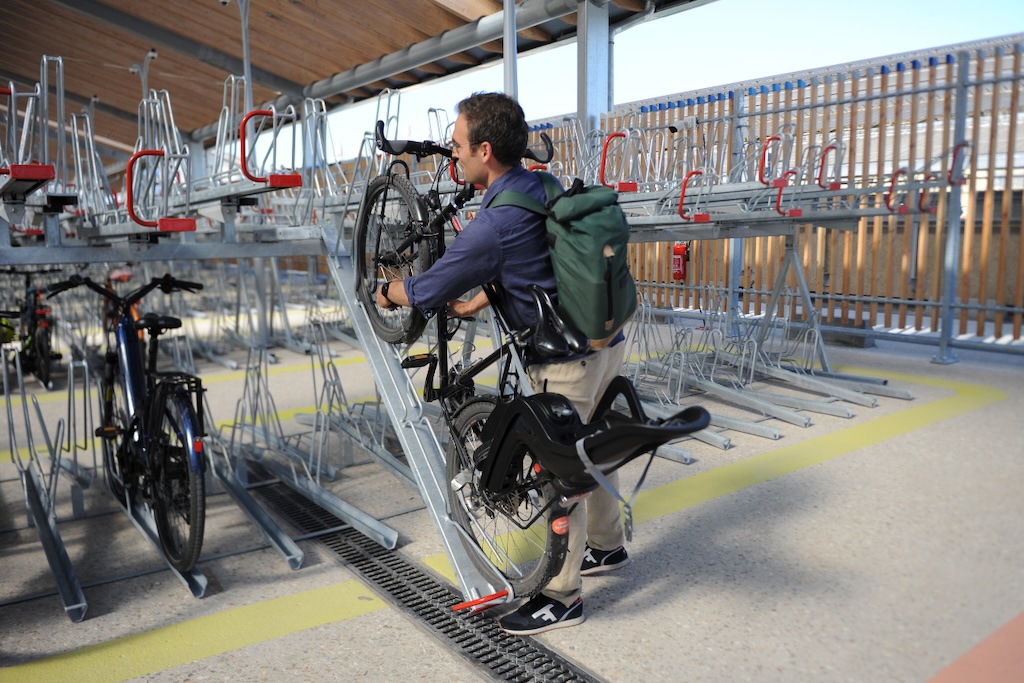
477,140,493,163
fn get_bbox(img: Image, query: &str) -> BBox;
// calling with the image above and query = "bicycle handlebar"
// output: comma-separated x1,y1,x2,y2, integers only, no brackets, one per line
47,273,203,312
375,120,555,164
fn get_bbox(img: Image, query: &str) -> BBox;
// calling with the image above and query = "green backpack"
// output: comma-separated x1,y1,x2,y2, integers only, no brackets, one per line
491,172,637,344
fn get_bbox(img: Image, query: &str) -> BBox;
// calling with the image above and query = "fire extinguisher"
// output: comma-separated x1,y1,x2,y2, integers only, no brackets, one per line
672,242,689,280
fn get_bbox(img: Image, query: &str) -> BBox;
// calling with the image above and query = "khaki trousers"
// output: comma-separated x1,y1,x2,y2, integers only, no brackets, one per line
527,341,627,604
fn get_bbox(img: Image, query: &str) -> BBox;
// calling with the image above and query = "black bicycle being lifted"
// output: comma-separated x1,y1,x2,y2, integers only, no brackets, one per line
47,273,208,573
353,123,711,601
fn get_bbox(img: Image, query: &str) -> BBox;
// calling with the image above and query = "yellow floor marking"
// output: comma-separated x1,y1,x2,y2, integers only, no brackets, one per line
427,365,1006,577
0,582,386,683
632,366,1005,523
1,365,1008,683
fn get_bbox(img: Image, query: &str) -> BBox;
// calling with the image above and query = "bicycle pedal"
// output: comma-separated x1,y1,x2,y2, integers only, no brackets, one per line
401,353,435,369
94,425,120,440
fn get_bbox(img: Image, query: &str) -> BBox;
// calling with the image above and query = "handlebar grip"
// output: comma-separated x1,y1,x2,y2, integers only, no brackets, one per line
175,279,204,292
375,120,451,158
523,132,554,165
45,274,86,298
156,274,204,293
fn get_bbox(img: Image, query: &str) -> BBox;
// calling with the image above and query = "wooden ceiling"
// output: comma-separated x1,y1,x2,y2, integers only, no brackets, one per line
0,0,707,169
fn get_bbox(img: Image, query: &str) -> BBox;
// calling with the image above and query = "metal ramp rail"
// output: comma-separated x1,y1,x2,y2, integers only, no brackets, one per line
320,224,511,605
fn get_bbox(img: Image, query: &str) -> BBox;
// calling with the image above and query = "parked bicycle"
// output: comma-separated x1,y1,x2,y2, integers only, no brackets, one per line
47,272,208,573
1,270,62,390
354,123,710,601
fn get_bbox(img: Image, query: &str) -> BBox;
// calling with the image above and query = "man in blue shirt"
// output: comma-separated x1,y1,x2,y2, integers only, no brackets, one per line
376,92,630,636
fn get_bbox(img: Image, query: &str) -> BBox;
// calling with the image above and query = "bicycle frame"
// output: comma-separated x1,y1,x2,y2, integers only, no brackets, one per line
113,308,148,420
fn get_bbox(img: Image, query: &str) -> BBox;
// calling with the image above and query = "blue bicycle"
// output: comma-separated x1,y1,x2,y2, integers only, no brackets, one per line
48,273,208,572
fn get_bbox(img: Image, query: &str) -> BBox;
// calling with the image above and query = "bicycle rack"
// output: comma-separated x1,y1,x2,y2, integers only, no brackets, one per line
224,340,398,553
321,224,513,605
2,349,88,622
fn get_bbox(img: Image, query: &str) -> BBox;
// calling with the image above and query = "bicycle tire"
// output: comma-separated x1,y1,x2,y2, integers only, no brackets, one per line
100,362,129,502
34,327,52,389
150,383,206,573
353,173,435,345
446,397,570,599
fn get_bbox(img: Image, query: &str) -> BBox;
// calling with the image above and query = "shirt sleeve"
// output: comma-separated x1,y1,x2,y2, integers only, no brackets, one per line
404,215,502,315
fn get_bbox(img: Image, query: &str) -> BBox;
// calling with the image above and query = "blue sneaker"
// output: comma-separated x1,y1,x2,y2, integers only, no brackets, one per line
580,544,630,576
498,594,585,635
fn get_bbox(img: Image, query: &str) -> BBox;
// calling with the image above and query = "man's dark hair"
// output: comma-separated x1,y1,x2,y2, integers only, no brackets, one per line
456,92,529,167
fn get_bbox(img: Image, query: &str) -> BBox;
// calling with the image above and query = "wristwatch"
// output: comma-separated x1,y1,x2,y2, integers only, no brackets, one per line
381,281,399,310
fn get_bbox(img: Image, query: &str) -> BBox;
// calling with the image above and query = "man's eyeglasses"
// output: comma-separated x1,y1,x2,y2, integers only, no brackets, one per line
448,139,481,153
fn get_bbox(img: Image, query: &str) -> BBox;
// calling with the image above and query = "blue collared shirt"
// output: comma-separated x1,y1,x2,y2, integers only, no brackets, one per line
405,166,556,331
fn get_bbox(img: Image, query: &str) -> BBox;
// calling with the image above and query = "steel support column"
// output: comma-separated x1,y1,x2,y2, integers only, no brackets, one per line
577,0,611,137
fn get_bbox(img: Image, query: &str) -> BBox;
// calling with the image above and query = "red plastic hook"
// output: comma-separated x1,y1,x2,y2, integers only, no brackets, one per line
125,149,164,228
678,170,710,222
600,132,627,188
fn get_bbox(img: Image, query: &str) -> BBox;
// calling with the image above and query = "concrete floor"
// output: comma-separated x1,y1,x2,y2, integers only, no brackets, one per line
1,331,1022,683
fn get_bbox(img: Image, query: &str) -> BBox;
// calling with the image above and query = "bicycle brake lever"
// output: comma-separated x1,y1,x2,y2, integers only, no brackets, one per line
456,183,476,204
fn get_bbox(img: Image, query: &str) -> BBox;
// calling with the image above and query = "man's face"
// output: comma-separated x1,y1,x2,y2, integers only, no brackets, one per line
451,115,484,186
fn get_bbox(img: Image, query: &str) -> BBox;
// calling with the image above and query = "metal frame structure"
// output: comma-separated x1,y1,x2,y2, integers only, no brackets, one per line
3,22,1022,611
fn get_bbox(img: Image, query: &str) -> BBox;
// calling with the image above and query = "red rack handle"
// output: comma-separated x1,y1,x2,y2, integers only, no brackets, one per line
947,141,970,186
775,169,802,216
885,168,908,212
125,149,163,228
600,132,626,188
678,169,709,222
817,144,842,190
239,109,273,183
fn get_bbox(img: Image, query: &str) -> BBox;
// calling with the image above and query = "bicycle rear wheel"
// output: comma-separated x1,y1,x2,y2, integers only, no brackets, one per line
150,384,206,573
353,173,434,345
446,397,570,599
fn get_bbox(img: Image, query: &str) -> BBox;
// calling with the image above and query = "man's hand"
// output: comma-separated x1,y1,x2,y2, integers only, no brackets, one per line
376,280,404,310
447,290,490,318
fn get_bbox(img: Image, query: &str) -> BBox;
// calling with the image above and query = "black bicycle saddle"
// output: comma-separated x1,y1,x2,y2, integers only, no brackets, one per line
135,312,182,335
527,284,590,361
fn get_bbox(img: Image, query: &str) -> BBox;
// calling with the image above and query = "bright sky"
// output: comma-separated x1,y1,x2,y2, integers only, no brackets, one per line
324,0,1024,158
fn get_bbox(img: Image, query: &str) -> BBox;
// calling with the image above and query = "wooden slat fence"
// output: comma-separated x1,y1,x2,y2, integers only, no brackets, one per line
528,35,1024,353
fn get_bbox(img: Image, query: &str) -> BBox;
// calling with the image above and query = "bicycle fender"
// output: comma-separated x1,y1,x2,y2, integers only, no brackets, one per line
169,386,206,475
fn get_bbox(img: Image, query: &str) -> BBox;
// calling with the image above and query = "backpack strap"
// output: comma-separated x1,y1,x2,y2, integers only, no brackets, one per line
488,171,565,214
489,189,548,215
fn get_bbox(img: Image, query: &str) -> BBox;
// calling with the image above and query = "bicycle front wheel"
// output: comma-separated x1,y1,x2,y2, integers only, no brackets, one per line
100,360,129,502
150,384,206,573
446,398,570,599
353,173,434,345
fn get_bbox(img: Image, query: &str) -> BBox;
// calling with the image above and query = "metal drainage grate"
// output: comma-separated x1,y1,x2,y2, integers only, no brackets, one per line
254,481,603,683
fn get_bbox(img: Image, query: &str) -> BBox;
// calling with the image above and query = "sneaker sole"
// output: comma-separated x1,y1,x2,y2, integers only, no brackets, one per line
499,613,586,636
580,556,631,576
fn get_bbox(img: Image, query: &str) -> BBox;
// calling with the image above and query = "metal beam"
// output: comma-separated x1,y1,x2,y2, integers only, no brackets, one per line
51,0,305,100
303,0,581,101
